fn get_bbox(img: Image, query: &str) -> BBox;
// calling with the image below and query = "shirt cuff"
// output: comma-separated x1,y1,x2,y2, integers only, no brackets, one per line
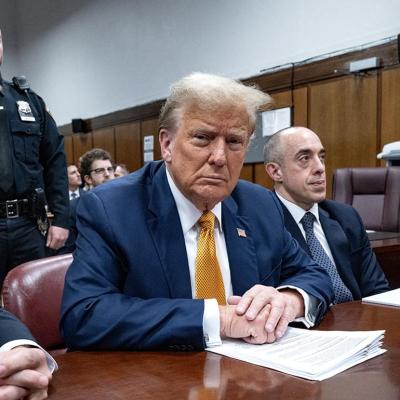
278,285,317,328
202,299,222,347
0,340,58,373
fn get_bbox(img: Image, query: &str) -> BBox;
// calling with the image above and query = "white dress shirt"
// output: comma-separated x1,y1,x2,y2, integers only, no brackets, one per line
69,190,80,201
166,170,229,346
0,340,57,372
166,170,315,346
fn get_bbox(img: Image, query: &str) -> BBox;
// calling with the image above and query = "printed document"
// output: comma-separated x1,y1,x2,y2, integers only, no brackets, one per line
362,288,400,307
206,327,385,381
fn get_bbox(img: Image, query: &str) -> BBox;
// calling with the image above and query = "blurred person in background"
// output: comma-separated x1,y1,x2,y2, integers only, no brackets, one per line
114,163,129,178
67,164,83,200
59,148,115,253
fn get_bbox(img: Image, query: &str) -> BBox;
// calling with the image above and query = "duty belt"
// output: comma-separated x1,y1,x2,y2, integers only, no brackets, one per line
0,199,31,219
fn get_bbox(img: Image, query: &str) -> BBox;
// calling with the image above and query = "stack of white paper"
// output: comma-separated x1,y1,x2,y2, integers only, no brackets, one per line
362,288,400,307
206,327,386,381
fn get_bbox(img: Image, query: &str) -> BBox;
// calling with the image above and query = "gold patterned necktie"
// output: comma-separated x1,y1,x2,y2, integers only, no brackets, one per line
195,211,226,305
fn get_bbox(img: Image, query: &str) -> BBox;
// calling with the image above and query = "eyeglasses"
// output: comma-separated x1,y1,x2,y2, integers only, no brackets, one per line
89,167,115,175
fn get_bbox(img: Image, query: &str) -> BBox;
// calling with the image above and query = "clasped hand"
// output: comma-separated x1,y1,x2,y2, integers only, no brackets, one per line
0,347,51,400
219,285,304,344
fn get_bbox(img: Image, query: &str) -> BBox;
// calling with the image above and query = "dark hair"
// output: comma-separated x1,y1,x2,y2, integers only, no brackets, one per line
79,148,114,177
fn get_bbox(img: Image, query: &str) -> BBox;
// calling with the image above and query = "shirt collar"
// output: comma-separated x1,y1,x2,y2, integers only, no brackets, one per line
276,191,320,225
166,167,222,234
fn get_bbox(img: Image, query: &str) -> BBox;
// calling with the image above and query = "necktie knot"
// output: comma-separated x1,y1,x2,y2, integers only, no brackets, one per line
71,192,77,200
198,211,215,231
301,212,315,233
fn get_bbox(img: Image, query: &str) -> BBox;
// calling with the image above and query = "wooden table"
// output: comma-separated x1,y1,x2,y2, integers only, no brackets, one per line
369,232,400,289
50,302,400,400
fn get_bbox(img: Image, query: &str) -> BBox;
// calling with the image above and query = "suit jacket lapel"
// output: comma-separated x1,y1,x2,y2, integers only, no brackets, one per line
222,197,259,296
280,204,312,257
146,164,261,298
319,207,358,295
147,164,192,299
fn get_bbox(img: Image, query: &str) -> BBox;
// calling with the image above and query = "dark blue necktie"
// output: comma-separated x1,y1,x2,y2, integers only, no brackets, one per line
70,192,77,200
301,212,353,304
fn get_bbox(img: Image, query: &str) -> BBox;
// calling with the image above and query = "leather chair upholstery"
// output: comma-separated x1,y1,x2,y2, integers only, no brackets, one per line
1,254,73,353
332,167,400,231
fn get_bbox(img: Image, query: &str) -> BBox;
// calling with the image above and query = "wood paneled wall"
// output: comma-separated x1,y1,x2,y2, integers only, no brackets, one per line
308,75,379,197
115,122,142,172
63,118,161,172
60,38,400,197
381,68,400,147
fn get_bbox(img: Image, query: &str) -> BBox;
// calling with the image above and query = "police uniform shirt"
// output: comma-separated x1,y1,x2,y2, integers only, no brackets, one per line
0,72,69,228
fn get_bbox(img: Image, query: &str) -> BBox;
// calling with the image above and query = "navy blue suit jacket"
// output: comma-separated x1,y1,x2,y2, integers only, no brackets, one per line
58,191,87,254
0,309,35,346
279,198,389,299
60,161,334,351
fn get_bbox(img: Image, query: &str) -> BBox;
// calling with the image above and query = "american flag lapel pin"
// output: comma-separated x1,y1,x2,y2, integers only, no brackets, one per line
237,228,247,238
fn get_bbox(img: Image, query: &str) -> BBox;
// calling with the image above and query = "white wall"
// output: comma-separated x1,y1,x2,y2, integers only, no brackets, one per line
1,0,400,125
0,1,19,75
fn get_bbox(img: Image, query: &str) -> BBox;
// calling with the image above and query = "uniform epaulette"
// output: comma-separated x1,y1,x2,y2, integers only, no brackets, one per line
12,76,30,92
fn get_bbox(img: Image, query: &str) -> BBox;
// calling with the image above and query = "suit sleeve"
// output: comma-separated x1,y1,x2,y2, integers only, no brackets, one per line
352,212,390,296
57,198,79,254
60,191,205,351
278,228,334,324
0,309,35,346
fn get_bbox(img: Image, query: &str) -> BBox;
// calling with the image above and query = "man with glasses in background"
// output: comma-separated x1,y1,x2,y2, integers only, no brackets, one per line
59,148,115,253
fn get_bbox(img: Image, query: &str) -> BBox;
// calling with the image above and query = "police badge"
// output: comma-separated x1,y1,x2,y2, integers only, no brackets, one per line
16,100,36,122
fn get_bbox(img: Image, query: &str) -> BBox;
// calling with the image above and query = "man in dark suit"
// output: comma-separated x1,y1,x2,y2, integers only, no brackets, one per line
60,73,334,351
0,308,54,400
264,126,389,303
67,164,84,201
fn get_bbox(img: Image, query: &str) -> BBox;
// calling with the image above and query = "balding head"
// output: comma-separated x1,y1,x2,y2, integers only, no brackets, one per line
264,127,319,165
264,127,326,210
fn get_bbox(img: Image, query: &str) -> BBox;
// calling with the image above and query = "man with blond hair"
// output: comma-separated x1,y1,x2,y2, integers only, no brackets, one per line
61,74,333,351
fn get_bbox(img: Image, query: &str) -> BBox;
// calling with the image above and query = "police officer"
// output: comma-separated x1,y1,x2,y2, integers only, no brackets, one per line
0,29,69,286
